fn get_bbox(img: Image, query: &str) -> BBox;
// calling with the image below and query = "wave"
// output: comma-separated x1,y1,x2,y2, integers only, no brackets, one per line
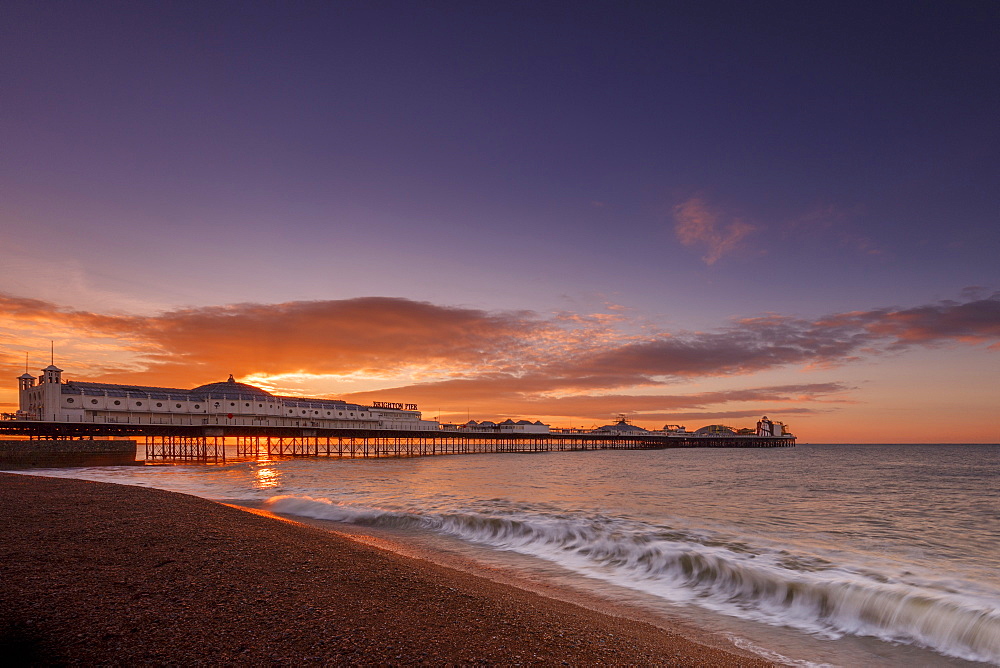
266,494,1000,664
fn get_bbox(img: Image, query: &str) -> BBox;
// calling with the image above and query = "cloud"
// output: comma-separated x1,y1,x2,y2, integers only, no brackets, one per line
850,294,1000,346
5,293,999,382
140,298,549,376
0,294,556,385
573,294,1000,381
0,347,22,379
641,408,821,421
2,291,997,423
341,381,852,421
673,197,755,264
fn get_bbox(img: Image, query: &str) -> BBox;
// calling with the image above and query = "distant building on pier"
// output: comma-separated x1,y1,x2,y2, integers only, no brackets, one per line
594,415,649,435
444,419,551,433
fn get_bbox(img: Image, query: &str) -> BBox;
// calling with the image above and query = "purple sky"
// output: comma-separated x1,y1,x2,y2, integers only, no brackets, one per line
2,1,998,441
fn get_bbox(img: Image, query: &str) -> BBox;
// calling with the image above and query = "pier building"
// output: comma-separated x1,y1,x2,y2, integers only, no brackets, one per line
15,366,438,431
445,419,551,433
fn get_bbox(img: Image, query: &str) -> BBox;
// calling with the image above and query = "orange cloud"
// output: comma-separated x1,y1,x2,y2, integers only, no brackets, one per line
3,291,998,426
0,295,554,384
342,381,851,423
5,293,999,384
859,296,1000,345
673,197,755,264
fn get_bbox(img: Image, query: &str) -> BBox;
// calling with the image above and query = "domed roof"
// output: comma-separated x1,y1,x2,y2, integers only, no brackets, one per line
190,375,275,398
595,419,648,433
694,424,736,435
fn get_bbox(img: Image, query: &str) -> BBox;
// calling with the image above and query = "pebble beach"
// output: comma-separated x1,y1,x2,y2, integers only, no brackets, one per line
0,472,770,666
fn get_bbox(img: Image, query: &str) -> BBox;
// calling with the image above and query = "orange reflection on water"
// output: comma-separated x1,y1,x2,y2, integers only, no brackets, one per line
253,465,280,489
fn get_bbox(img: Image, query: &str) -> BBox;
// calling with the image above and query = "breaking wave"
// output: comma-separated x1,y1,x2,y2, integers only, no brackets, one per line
267,494,1000,664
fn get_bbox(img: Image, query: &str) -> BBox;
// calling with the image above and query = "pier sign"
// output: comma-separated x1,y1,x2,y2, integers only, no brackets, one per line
372,401,418,411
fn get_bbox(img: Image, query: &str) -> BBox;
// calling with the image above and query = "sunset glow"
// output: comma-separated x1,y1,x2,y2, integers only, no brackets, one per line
1,2,997,443
2,291,997,441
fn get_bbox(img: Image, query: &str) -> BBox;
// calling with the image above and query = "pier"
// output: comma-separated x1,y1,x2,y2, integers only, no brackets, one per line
0,421,794,463
6,368,795,464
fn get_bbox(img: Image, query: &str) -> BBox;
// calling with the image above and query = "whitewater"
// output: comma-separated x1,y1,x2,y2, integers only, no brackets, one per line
13,443,999,666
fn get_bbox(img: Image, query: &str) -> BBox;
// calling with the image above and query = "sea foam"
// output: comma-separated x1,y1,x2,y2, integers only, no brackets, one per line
266,494,1000,664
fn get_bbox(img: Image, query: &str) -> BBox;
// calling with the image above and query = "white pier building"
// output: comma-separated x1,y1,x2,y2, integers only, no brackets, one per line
15,366,438,431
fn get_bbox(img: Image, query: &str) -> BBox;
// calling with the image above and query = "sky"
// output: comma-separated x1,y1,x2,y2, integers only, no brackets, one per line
1,1,997,442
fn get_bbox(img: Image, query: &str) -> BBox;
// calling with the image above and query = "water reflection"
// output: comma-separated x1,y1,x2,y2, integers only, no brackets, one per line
252,464,280,489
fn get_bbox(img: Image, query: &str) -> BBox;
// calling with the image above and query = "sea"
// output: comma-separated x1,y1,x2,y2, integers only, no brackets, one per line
12,443,999,666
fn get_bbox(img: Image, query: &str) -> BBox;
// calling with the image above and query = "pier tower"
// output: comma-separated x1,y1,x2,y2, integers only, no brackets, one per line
18,372,35,392
18,364,64,421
